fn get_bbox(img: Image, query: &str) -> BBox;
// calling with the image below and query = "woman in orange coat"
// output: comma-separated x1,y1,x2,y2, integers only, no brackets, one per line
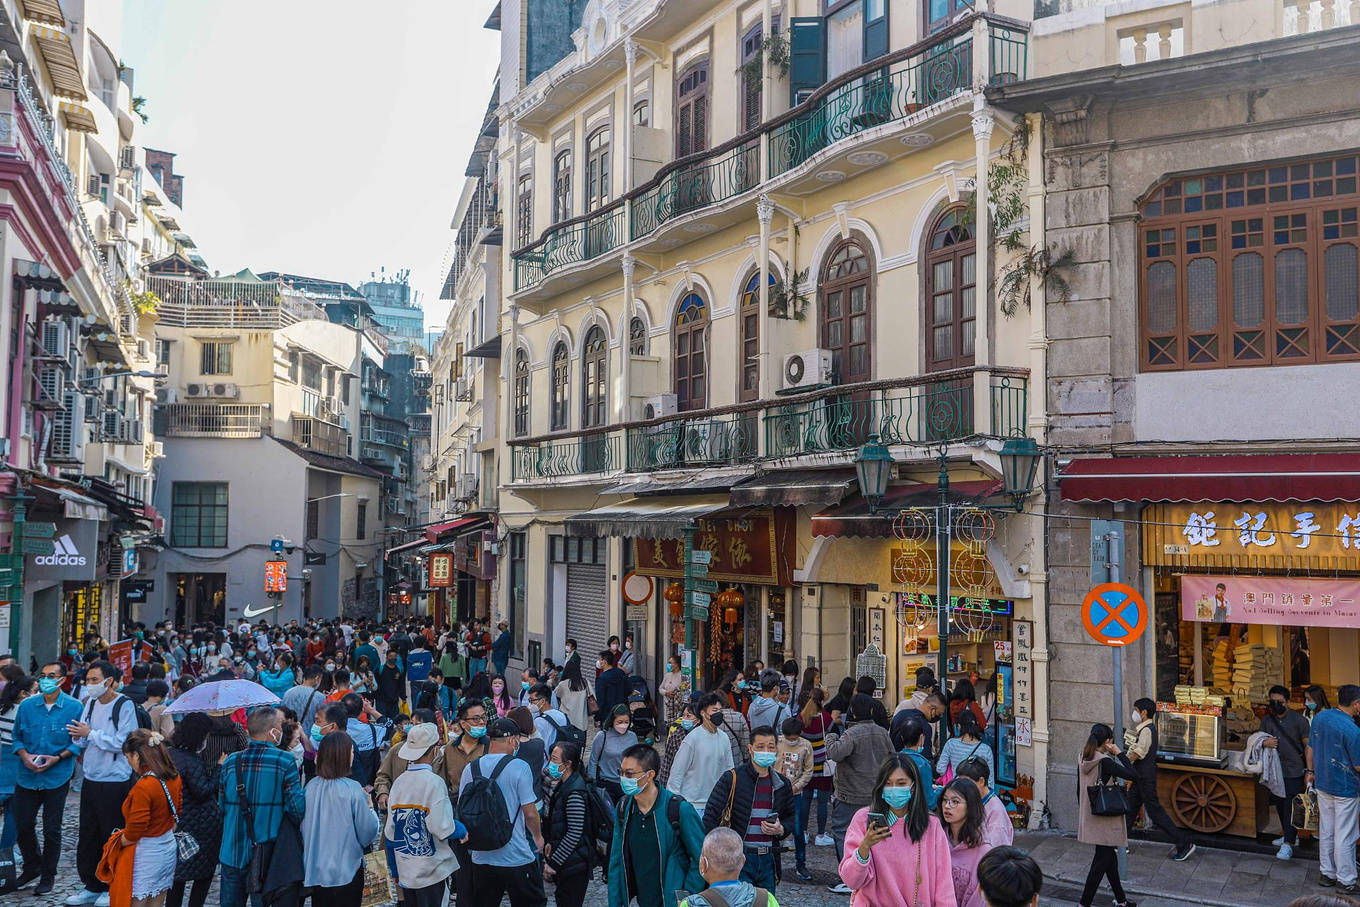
103,729,184,907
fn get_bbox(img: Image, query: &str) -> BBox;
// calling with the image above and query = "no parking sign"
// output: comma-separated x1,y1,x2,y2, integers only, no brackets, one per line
1081,582,1148,647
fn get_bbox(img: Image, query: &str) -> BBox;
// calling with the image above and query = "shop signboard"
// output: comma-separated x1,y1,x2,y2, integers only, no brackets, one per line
1146,501,1360,569
1012,619,1033,720
634,509,791,584
264,561,287,593
108,638,154,677
429,553,454,588
1181,573,1360,628
26,518,98,582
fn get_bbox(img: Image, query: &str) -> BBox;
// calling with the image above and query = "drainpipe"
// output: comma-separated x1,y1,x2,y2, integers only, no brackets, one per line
621,256,635,427
624,40,637,193
7,486,29,655
756,196,773,410
1024,110,1052,826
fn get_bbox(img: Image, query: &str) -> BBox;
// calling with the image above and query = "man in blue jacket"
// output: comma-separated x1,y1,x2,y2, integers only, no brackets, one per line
9,661,83,895
609,744,706,907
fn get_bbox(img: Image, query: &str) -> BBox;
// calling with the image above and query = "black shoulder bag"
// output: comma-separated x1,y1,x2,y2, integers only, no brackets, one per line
1087,756,1132,817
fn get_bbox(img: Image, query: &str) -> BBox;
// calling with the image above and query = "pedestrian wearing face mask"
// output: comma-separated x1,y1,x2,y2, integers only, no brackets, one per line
660,696,702,785
64,660,139,906
669,693,736,814
591,705,639,802
165,714,220,907
1124,697,1195,862
703,725,795,890
1260,685,1311,861
543,741,592,907
459,717,545,907
607,744,706,907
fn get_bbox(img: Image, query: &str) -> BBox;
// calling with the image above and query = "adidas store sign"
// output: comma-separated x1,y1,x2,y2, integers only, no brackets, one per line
34,534,87,566
28,519,98,581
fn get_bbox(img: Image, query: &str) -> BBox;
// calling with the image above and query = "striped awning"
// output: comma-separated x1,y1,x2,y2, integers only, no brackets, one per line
59,100,96,133
19,0,65,26
29,24,87,100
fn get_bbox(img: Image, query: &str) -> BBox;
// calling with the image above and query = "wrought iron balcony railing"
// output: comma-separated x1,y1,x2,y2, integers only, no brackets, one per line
509,368,1028,482
510,16,1029,293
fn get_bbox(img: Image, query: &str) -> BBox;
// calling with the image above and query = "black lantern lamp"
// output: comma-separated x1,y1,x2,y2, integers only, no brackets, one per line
998,437,1042,511
854,434,894,513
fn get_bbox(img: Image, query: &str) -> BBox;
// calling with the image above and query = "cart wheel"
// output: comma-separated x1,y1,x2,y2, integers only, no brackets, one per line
1170,773,1236,833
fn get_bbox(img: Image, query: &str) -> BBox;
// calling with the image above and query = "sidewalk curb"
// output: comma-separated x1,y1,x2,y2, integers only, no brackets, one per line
1040,871,1245,907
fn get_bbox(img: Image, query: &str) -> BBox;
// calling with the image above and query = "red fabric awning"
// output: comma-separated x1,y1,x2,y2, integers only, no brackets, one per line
424,515,483,543
384,537,427,558
812,480,1001,538
1058,454,1360,503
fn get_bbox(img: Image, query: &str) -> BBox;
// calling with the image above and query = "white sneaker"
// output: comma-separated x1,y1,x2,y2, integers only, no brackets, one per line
63,891,99,906
96,895,110,907
1277,843,1294,861
828,883,853,894
815,833,835,847
1271,836,1286,846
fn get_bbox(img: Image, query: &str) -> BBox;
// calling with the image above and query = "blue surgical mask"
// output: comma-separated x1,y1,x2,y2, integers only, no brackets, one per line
882,786,913,809
38,677,61,695
468,725,487,739
620,776,646,797
1307,701,1318,711
681,719,695,731
309,725,324,745
521,681,530,691
753,751,777,768
547,762,564,779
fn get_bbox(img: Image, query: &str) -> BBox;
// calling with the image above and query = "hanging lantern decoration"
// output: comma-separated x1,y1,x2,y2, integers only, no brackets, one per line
718,587,745,628
664,581,685,619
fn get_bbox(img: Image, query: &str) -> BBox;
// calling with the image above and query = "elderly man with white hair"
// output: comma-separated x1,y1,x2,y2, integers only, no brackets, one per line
679,828,782,907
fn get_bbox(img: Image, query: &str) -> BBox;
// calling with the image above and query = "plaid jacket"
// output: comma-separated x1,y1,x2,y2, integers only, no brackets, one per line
218,740,306,868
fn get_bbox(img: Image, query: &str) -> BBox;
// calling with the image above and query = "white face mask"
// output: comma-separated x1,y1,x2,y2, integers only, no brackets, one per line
1131,709,1143,724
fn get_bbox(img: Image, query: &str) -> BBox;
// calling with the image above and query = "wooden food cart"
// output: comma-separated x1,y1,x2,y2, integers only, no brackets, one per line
1154,703,1271,839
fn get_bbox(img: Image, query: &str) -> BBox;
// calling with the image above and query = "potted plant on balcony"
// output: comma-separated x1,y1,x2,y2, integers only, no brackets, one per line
736,33,791,94
768,267,810,320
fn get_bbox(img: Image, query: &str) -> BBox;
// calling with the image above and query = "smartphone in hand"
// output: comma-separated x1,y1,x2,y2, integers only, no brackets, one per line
867,811,888,830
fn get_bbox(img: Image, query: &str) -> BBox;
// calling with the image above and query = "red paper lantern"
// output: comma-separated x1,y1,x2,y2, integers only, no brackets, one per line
664,581,684,619
718,587,745,627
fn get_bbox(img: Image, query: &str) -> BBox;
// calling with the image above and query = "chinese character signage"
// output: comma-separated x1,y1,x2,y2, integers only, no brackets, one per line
634,510,791,585
264,561,287,593
1181,573,1360,628
1012,620,1033,720
1145,502,1360,570
429,553,453,588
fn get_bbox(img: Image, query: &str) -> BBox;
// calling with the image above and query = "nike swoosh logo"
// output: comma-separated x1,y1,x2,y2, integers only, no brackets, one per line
242,602,281,619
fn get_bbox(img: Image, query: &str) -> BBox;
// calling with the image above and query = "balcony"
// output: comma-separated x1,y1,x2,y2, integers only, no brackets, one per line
509,367,1028,483
360,424,407,449
291,415,348,457
511,15,1028,296
149,275,328,329
162,403,268,438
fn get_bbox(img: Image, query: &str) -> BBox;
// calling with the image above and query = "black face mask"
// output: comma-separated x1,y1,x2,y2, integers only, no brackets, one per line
1270,700,1287,716
709,712,725,727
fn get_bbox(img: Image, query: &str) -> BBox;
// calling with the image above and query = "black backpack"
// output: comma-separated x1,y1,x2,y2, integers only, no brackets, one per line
583,782,615,860
545,712,586,749
85,695,152,732
460,757,516,851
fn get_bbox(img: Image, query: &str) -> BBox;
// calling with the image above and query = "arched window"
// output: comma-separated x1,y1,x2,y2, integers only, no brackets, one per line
550,342,569,430
629,316,647,356
1139,152,1360,370
820,238,873,384
740,270,776,401
673,292,709,411
581,326,608,429
925,208,977,371
513,349,530,438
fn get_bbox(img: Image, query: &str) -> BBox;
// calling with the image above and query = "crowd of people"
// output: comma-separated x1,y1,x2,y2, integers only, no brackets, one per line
0,615,1343,907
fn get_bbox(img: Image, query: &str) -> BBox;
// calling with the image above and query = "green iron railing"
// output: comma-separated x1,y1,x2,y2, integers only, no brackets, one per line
990,373,1028,438
511,431,621,480
763,379,979,458
631,140,760,240
513,201,626,291
625,411,760,472
988,25,1028,86
768,32,972,178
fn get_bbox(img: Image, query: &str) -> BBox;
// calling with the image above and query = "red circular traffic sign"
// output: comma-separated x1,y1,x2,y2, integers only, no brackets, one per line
1081,582,1148,647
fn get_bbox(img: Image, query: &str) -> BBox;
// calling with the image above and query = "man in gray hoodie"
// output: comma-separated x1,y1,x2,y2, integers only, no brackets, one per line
824,693,895,893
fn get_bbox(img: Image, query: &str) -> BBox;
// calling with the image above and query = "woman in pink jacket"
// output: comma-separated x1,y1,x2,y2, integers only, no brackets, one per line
839,753,957,906
939,778,994,907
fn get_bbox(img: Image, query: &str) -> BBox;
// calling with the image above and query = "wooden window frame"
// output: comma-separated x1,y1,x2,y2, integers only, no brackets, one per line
741,23,764,133
1138,152,1360,372
819,237,875,384
581,326,608,429
740,270,774,402
675,60,710,160
550,341,570,430
552,149,572,225
629,317,648,356
925,206,977,372
585,126,611,213
633,100,650,127
513,349,530,438
923,0,970,36
673,292,710,412
516,173,532,249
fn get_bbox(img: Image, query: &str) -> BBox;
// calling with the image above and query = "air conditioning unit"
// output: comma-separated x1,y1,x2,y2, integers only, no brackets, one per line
119,146,136,173
782,349,834,390
454,377,473,401
185,383,207,398
103,409,120,440
109,210,127,238
455,473,478,499
642,394,678,420
84,395,102,424
37,365,64,403
40,318,70,361
150,441,165,458
86,173,102,198
211,382,239,399
155,387,178,404
49,390,84,462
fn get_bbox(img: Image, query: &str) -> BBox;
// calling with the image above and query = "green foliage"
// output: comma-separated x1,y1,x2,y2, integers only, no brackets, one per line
131,289,161,315
131,96,148,124
769,267,810,321
737,33,792,94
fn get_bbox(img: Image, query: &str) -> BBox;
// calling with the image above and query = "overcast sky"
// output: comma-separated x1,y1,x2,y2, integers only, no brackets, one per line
119,0,501,331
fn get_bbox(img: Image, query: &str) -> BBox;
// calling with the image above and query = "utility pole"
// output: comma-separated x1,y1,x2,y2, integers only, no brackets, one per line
936,452,951,745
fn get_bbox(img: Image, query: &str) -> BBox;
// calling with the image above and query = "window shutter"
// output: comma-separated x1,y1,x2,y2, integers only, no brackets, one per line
789,17,826,106
863,2,889,65
693,95,708,152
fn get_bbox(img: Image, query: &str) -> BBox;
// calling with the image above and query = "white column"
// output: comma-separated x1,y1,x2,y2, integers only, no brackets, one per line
756,195,774,407
620,254,636,425
624,40,637,193
971,99,993,369
508,302,521,436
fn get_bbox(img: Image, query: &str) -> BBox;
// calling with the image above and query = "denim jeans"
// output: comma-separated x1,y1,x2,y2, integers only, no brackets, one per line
218,862,263,907
803,787,830,836
741,850,777,889
0,794,16,850
793,789,809,866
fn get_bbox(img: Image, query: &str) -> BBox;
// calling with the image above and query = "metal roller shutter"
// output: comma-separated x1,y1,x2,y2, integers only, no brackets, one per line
565,562,609,658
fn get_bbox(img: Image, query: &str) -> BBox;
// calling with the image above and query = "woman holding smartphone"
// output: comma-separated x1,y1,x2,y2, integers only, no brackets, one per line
1077,724,1138,907
939,779,992,907
839,753,957,906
